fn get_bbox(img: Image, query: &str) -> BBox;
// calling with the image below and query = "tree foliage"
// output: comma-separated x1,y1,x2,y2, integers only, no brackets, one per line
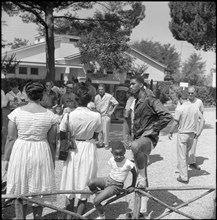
8,38,29,49
168,2,216,52
181,52,206,85
1,52,20,76
131,39,181,80
54,2,145,75
2,1,145,81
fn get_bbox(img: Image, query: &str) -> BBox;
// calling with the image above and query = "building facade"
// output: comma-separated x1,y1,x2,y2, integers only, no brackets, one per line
2,34,167,84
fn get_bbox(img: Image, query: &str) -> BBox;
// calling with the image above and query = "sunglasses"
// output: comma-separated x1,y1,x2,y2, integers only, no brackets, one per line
188,92,194,94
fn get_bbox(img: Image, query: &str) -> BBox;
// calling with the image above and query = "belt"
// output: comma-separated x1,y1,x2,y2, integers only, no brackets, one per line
75,138,93,141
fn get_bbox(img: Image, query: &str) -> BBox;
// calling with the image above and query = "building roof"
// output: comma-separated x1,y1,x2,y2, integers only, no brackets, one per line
2,34,166,71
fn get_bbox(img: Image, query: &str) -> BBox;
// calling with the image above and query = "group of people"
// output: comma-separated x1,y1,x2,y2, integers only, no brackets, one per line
1,75,205,219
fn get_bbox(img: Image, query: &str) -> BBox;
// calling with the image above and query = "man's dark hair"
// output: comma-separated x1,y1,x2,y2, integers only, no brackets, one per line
130,74,144,85
76,85,92,106
10,80,19,88
111,141,125,152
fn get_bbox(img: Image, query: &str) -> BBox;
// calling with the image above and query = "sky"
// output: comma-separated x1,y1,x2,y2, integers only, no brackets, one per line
2,2,216,73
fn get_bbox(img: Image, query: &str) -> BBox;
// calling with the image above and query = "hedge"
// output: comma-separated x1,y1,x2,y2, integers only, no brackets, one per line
153,81,216,107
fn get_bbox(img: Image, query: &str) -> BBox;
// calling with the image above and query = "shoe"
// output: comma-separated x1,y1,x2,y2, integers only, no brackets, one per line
137,175,147,188
189,163,201,170
96,214,105,219
177,176,188,184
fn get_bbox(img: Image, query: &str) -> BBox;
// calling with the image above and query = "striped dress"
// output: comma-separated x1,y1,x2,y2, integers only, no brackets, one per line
6,107,57,203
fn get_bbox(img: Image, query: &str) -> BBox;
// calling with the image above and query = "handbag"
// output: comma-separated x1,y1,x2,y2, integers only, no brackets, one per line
58,113,75,161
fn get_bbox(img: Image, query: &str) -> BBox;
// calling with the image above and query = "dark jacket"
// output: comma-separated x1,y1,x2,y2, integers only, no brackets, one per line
133,89,173,147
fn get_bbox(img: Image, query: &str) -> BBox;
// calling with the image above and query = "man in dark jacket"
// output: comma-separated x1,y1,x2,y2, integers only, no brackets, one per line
129,74,173,216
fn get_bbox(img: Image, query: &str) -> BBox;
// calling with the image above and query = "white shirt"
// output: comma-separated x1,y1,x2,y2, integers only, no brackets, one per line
6,90,23,103
174,102,202,133
108,157,135,183
1,90,8,108
189,98,204,114
60,107,102,140
94,92,118,116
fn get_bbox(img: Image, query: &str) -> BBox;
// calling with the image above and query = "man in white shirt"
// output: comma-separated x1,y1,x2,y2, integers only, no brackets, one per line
94,84,119,149
6,81,26,112
169,90,205,183
187,86,204,170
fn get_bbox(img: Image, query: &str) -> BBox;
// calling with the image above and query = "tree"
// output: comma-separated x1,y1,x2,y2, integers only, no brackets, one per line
54,2,146,76
181,52,206,85
8,38,29,49
168,2,216,52
2,1,145,81
1,52,20,77
131,39,181,81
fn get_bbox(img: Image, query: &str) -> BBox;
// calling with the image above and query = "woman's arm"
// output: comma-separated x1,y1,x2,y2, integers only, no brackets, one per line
47,124,57,166
4,120,17,162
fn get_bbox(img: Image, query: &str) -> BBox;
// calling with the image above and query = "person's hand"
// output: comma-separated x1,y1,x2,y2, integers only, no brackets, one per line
168,133,173,140
107,111,114,117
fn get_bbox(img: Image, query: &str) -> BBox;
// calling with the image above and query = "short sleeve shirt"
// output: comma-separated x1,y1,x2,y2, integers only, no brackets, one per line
94,93,118,116
60,107,102,140
108,157,135,183
174,102,201,133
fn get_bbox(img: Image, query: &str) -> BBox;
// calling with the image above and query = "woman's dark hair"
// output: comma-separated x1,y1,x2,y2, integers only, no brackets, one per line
10,80,19,88
25,81,45,101
75,85,91,106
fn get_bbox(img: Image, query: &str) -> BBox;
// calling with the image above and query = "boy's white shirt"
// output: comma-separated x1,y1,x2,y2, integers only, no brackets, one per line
108,157,135,183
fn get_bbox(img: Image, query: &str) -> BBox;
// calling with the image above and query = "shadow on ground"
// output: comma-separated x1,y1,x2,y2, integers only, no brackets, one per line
148,154,164,166
196,156,209,166
2,203,33,219
147,190,184,219
88,201,131,219
188,169,210,179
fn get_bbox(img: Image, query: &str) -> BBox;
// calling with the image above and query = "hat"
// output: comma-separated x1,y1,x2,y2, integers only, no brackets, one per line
66,84,73,88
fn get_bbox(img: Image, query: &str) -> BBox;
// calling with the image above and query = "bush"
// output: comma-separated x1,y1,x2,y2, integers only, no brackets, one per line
153,81,173,104
152,81,216,107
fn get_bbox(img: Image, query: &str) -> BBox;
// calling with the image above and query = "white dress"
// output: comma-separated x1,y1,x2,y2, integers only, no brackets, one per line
60,107,102,200
6,107,58,203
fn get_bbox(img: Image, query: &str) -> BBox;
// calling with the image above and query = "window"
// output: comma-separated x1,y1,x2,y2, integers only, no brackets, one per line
69,38,79,42
60,73,64,81
30,68,38,75
19,67,27,75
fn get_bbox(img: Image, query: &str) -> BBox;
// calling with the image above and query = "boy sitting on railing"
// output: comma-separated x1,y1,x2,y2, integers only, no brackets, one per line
88,140,137,219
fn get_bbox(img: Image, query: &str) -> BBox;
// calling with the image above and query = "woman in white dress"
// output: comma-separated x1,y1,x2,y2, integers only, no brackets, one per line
2,81,58,219
60,85,102,218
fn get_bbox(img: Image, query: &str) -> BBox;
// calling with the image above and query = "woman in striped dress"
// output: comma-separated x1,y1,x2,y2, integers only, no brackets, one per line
2,81,58,219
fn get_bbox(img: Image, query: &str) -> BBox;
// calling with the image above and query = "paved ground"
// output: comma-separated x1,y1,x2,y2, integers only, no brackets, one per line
2,108,216,219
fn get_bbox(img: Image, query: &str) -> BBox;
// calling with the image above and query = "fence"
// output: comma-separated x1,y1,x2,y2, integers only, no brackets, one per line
2,185,216,219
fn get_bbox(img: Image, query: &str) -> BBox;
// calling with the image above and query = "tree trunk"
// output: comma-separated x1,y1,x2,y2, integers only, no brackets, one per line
45,7,55,82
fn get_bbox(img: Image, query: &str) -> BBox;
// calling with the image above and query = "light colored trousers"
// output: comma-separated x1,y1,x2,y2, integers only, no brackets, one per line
98,115,111,147
177,132,194,181
188,136,198,164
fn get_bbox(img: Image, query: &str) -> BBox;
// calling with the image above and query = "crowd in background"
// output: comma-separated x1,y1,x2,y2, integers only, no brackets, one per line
1,75,206,219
